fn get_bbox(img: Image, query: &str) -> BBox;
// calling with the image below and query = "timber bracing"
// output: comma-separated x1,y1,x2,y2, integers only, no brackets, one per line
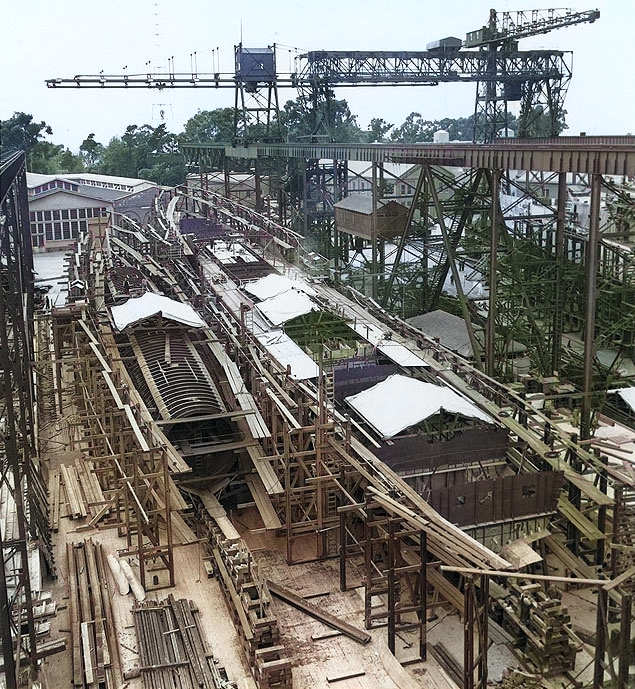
51,302,175,591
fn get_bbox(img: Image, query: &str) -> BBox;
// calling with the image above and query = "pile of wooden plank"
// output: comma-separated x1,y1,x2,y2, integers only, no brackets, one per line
497,581,576,676
209,528,292,689
51,458,108,529
66,539,122,688
131,595,234,689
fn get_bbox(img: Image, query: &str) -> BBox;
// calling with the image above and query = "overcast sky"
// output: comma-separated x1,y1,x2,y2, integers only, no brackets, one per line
1,0,632,152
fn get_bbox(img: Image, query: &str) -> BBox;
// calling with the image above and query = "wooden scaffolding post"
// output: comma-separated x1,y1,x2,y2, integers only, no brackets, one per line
464,574,488,689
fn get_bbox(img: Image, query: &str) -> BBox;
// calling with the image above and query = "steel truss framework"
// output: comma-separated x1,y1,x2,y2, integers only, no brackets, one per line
298,50,571,141
48,18,590,144
0,152,52,685
183,138,635,436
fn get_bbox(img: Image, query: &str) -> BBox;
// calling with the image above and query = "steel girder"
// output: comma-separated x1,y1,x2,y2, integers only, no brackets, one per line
298,50,567,86
0,151,47,685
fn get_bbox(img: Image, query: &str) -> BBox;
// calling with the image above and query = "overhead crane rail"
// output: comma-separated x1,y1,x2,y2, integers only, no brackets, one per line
182,136,635,177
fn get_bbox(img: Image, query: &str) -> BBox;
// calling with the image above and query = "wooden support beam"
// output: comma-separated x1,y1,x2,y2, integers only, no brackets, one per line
440,566,606,586
267,579,371,645
327,670,366,683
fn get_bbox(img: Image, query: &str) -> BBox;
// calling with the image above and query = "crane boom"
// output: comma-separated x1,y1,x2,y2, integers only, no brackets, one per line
46,73,287,89
465,7,600,48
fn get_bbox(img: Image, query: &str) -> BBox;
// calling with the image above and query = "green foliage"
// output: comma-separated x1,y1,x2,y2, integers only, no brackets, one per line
100,123,185,184
0,112,81,173
366,118,394,143
1,112,53,155
3,99,567,184
79,133,105,169
517,106,568,138
278,95,365,143
180,108,236,143
390,113,478,143
0,113,87,173
57,148,84,173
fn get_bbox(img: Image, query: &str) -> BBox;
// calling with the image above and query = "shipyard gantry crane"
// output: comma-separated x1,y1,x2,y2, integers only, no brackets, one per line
46,7,599,142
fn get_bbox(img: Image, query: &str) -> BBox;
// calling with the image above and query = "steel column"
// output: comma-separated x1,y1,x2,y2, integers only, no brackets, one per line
486,170,501,378
580,173,602,440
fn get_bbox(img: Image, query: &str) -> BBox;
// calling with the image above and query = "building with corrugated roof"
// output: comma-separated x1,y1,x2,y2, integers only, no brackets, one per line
27,172,158,251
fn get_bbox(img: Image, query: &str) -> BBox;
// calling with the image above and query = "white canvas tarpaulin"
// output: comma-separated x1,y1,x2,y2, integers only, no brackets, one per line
345,374,492,438
617,387,635,412
111,292,206,331
350,321,429,368
256,330,320,380
255,289,318,327
244,273,317,301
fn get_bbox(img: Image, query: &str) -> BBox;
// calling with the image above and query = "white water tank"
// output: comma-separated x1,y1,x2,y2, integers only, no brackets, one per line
433,129,450,143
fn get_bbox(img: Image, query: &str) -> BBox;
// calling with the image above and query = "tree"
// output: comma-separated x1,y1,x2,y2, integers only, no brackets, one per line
181,108,236,143
100,123,185,184
517,106,568,138
366,118,393,143
0,112,52,156
79,133,105,169
390,113,511,143
389,112,429,143
278,94,365,143
57,148,84,173
26,141,64,173
0,112,69,172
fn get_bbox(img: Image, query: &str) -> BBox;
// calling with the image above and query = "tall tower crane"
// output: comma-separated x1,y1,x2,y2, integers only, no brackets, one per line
463,8,600,140
46,8,599,142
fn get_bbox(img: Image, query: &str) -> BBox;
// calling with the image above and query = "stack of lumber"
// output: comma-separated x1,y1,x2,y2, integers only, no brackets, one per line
66,539,122,688
52,458,108,527
131,595,234,689
30,590,59,640
497,581,576,676
210,528,291,689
